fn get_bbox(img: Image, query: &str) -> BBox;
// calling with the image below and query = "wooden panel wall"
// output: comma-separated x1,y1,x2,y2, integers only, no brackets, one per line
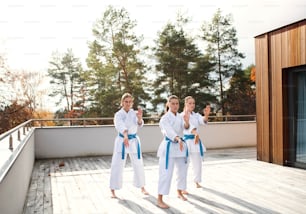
255,19,306,165
269,31,283,164
255,35,270,162
300,24,306,63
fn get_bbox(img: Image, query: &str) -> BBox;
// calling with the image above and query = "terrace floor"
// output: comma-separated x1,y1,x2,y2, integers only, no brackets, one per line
23,147,306,214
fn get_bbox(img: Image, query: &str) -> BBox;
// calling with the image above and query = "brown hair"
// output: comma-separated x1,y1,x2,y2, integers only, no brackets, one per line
167,95,178,103
165,95,179,112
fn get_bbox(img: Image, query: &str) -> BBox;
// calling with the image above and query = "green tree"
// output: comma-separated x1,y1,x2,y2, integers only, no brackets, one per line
152,15,215,112
86,6,149,116
188,55,217,112
224,65,256,118
201,8,245,114
48,49,86,114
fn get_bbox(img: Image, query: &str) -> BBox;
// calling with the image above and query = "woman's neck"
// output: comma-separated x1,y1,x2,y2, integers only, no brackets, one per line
170,110,177,115
123,108,130,112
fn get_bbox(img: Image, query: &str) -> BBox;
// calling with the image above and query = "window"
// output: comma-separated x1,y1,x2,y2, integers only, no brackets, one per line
283,65,306,169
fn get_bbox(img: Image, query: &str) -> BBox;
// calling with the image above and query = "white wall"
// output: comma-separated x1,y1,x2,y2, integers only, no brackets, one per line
0,130,35,214
35,126,116,158
35,122,256,158
199,122,256,149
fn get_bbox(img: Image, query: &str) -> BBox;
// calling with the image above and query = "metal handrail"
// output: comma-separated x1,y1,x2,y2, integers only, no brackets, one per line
0,119,35,183
0,119,34,143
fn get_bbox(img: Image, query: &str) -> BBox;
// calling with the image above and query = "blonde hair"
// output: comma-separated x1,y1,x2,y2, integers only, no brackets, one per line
184,96,194,104
120,93,133,106
184,96,194,111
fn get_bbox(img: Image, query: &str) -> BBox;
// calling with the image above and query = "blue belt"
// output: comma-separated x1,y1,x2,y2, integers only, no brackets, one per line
119,133,141,160
165,137,188,170
183,134,204,157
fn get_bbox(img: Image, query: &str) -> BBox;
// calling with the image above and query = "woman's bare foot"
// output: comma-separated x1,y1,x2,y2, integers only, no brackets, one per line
182,190,189,195
177,190,187,201
157,201,169,209
141,187,149,195
157,194,169,209
111,189,117,198
195,182,202,188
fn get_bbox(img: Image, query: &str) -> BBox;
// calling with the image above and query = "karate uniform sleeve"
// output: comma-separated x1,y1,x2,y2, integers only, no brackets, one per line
197,113,206,126
114,110,127,134
159,114,178,141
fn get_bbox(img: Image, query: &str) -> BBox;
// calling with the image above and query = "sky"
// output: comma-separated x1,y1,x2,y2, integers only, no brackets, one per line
0,0,305,73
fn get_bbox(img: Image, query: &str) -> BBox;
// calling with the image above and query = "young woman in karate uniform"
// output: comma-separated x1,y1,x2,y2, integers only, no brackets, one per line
181,96,210,193
157,95,190,209
109,93,148,198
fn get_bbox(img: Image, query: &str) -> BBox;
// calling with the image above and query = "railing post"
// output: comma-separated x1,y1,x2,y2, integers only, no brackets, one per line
23,126,26,135
9,135,13,150
18,129,21,141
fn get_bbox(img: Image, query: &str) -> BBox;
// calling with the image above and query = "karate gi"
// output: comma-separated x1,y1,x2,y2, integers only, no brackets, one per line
181,111,207,184
157,111,189,195
109,108,145,190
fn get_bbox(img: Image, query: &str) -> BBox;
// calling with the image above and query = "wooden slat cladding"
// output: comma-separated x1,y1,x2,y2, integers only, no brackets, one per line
300,23,306,63
255,19,306,165
255,35,270,162
270,31,283,165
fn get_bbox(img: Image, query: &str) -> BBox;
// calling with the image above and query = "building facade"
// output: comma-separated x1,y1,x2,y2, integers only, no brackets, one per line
255,19,306,169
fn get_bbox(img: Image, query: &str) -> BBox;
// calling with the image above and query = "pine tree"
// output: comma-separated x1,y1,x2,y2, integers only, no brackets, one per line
86,6,149,116
201,8,245,114
153,14,215,112
224,65,256,118
48,49,85,113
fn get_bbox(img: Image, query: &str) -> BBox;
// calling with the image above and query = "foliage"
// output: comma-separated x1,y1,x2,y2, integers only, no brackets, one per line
0,56,48,133
86,5,149,116
10,70,46,111
250,66,256,82
152,14,216,113
32,110,55,126
201,8,245,113
0,101,33,134
223,65,256,117
48,49,87,113
6,7,254,123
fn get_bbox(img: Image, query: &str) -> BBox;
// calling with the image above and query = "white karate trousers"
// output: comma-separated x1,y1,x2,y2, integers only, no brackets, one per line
158,156,188,195
109,152,145,190
189,152,203,183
